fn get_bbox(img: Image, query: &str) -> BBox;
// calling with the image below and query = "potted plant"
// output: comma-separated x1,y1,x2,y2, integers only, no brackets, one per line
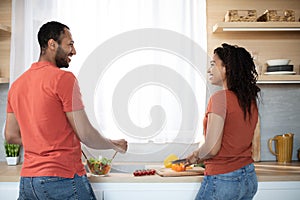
4,141,21,165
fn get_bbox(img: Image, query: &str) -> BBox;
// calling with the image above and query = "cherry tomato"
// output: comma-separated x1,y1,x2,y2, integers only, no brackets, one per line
133,169,157,176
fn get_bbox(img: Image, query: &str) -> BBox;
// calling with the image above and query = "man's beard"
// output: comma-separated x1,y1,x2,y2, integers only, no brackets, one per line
55,46,70,68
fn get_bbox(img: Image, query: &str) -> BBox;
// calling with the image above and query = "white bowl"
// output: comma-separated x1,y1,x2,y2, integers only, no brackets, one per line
267,59,290,66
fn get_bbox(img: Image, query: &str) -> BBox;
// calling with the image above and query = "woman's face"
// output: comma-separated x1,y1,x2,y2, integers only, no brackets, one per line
207,53,227,88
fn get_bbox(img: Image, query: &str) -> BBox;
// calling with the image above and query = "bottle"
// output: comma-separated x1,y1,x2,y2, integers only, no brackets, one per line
252,51,262,75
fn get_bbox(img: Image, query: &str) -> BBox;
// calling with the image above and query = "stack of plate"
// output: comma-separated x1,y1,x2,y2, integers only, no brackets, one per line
264,59,296,75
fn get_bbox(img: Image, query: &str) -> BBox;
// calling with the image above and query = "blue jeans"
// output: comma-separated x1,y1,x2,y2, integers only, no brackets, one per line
18,174,97,200
195,163,258,200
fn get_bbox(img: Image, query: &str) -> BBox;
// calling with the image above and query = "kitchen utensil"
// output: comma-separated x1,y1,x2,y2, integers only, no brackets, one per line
268,133,294,163
171,158,187,164
111,151,118,161
82,150,88,160
267,59,290,66
267,65,293,72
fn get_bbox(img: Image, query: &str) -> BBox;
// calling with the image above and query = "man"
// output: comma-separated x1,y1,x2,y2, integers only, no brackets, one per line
5,21,127,199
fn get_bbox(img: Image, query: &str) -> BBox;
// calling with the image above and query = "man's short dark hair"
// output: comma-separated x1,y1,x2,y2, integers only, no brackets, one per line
38,21,69,50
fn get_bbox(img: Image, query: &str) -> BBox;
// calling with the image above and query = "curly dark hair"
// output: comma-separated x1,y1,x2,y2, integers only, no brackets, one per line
37,21,69,52
214,43,260,119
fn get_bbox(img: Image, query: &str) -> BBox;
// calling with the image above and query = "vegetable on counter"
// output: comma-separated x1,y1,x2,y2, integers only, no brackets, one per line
133,169,156,176
194,163,205,168
163,154,179,168
171,163,186,172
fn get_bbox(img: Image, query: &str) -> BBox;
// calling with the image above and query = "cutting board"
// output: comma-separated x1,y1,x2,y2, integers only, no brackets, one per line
156,167,205,177
252,117,261,162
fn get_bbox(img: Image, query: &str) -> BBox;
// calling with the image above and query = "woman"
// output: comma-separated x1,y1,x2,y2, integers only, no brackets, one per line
186,43,260,200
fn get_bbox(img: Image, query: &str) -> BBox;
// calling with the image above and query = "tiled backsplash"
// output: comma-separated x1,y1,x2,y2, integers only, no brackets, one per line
258,84,300,161
0,84,299,162
0,83,9,161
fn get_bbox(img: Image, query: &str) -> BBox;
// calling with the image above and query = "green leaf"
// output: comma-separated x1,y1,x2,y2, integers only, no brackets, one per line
4,141,20,157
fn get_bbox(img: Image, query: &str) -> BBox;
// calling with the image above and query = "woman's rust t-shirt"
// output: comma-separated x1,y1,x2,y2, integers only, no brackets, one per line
203,90,258,175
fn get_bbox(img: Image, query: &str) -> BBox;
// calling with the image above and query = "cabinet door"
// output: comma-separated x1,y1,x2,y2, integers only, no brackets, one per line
0,182,19,200
92,182,200,200
253,182,300,200
103,189,198,200
254,189,300,200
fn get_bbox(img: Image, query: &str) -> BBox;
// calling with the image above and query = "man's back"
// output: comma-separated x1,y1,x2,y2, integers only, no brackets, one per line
7,61,85,178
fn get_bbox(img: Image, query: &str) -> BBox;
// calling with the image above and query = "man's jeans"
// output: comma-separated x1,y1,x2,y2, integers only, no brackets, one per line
195,163,258,200
18,174,97,200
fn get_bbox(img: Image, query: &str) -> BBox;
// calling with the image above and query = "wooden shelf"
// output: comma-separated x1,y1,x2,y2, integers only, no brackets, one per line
213,22,300,33
0,24,11,33
0,77,9,83
257,75,300,84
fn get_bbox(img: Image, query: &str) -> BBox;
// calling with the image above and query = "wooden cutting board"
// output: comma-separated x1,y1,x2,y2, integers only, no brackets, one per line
252,117,261,162
156,167,205,177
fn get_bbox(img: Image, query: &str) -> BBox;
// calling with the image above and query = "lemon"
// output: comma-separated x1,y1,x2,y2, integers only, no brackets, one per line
164,154,179,168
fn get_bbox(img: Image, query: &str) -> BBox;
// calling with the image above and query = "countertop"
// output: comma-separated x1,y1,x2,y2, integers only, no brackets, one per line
1,161,300,183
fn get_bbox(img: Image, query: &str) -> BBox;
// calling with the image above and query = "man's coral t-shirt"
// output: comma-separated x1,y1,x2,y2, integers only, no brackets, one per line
7,62,85,178
203,90,258,175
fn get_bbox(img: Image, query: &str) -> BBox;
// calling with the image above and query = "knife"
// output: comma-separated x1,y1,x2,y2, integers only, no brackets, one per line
171,158,187,164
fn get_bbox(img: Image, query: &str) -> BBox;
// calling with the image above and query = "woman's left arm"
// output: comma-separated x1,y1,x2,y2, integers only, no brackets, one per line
186,112,225,164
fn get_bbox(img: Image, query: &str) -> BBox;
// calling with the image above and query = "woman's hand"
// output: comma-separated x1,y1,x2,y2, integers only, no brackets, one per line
185,150,201,166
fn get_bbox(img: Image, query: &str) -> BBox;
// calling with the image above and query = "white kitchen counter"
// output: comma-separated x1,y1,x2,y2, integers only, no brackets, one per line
1,161,300,200
1,161,300,182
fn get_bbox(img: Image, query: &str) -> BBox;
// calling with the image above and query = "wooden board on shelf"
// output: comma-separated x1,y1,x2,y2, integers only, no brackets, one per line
257,75,300,83
207,0,300,82
213,22,300,33
0,77,9,83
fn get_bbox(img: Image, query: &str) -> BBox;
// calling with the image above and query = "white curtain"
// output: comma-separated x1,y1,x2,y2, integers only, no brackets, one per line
10,0,207,146
10,0,58,82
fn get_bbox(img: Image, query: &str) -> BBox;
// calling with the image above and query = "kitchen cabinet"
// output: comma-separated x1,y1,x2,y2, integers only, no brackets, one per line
0,0,12,84
1,181,300,200
92,182,300,200
212,22,300,84
255,182,300,200
0,182,19,199
94,183,200,200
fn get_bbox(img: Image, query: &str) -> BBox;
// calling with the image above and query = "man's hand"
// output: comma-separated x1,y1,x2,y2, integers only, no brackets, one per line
111,139,128,153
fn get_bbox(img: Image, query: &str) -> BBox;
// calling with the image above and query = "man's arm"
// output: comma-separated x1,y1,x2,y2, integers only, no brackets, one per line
66,110,127,153
5,113,22,145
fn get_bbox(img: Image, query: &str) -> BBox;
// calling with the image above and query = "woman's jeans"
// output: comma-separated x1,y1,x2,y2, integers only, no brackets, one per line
18,174,97,200
195,163,258,200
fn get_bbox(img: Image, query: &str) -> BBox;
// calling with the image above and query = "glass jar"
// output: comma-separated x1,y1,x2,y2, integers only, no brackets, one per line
252,52,262,75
